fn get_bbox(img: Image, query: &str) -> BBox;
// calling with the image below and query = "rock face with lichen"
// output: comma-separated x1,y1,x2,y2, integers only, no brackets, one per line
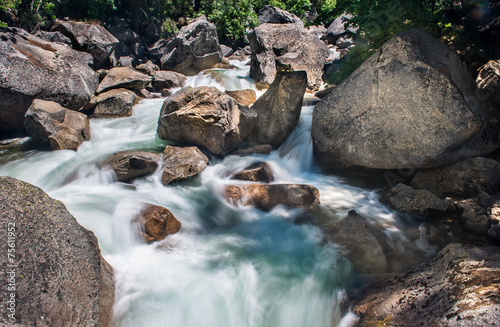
0,176,114,327
352,243,500,327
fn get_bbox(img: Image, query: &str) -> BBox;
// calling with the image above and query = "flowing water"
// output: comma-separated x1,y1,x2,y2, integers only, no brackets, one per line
0,60,433,326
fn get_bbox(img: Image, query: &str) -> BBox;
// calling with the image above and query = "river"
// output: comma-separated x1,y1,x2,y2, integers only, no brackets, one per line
0,59,433,327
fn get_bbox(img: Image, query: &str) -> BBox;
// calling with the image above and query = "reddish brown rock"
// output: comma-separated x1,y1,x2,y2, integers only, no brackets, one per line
225,89,257,107
230,162,274,183
135,204,181,243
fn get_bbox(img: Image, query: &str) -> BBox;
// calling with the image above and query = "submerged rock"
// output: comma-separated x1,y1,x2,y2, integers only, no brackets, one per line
96,67,152,94
24,99,91,151
135,204,181,243
157,86,257,155
248,23,329,90
161,145,209,185
0,176,114,327
312,28,500,170
230,161,274,183
352,243,500,326
102,151,161,183
223,183,319,211
0,27,97,137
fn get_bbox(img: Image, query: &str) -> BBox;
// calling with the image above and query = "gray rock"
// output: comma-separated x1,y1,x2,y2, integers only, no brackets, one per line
160,15,222,75
52,20,119,68
411,157,500,198
385,183,449,218
306,25,327,39
325,210,387,274
232,144,273,155
97,67,152,94
476,60,500,109
157,86,257,155
118,55,137,67
135,61,160,76
257,6,303,25
230,161,274,183
220,44,234,57
224,183,319,211
34,30,72,44
102,151,161,183
147,39,170,65
161,145,209,185
322,14,357,45
90,88,139,118
109,42,131,67
312,28,500,170
107,25,140,45
246,71,307,148
0,176,114,327
24,99,91,151
248,23,329,90
352,243,500,326
0,27,97,136
152,70,187,91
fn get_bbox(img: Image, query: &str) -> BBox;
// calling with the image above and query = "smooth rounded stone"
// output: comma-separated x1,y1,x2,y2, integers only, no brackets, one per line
223,183,320,211
135,60,160,76
160,15,223,75
231,144,273,155
157,86,257,155
34,30,72,44
248,23,329,90
257,6,303,25
161,145,209,185
325,210,387,274
89,88,139,118
321,13,357,45
410,157,500,198
152,70,187,91
0,176,114,327
246,71,307,148
384,183,450,218
224,89,257,107
476,60,500,108
52,20,119,68
102,151,161,183
96,67,152,94
312,28,500,170
134,204,181,243
0,27,98,137
24,99,90,151
352,243,500,326
230,161,274,183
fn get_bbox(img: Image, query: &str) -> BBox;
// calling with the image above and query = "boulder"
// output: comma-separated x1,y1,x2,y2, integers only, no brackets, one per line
248,23,329,90
117,55,137,67
147,38,170,65
161,145,209,185
52,20,119,68
152,71,187,91
89,88,139,118
476,59,500,108
225,89,257,107
134,204,181,243
96,67,152,94
34,30,72,44
411,157,500,198
160,15,223,75
230,161,274,183
232,144,273,155
306,25,327,39
223,183,319,211
135,61,160,76
257,6,303,25
0,176,114,327
325,210,387,274
157,86,257,155
109,42,131,67
352,243,500,326
102,151,161,183
107,25,146,60
321,14,357,45
246,71,307,148
385,183,450,218
312,28,500,170
24,99,91,151
220,44,234,57
0,27,97,137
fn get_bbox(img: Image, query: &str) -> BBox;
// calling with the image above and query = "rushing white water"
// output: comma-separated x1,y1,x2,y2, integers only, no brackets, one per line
0,60,432,327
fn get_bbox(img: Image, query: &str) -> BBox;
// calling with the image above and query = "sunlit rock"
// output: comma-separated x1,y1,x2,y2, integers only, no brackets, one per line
134,204,181,243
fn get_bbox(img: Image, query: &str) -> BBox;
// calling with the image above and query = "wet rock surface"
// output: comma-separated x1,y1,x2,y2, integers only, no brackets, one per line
135,204,181,243
161,145,209,185
102,151,161,183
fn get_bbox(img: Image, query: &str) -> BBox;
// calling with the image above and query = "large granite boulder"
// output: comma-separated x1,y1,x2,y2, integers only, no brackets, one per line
24,99,91,151
88,88,139,118
246,71,307,148
223,183,319,211
312,28,500,170
152,71,187,91
52,20,119,68
160,15,223,75
34,30,72,45
102,151,161,183
0,176,114,327
161,145,209,185
352,243,500,326
96,67,152,94
0,27,98,137
257,6,303,25
157,86,257,155
248,23,329,90
134,204,181,243
321,13,357,45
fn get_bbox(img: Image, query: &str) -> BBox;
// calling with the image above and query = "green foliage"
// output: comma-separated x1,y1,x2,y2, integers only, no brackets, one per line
53,0,115,20
266,0,310,17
